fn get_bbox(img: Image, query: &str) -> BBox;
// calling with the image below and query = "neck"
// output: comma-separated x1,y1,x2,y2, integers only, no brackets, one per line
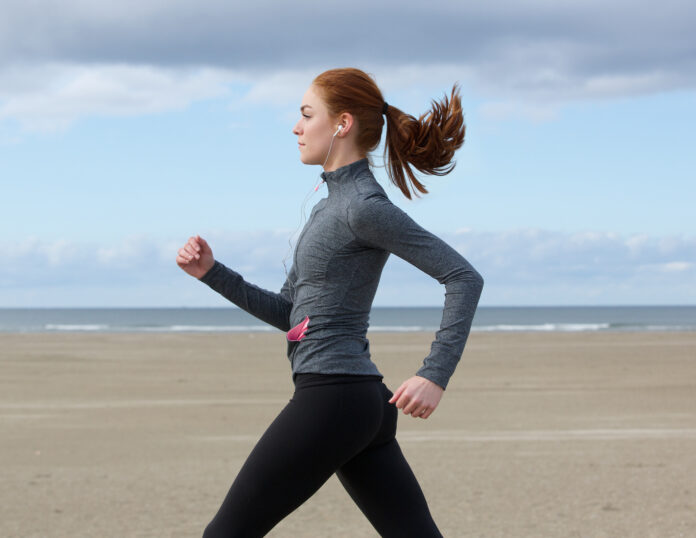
322,147,366,172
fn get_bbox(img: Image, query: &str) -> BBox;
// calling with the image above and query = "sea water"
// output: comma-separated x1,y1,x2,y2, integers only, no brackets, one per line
1,306,695,333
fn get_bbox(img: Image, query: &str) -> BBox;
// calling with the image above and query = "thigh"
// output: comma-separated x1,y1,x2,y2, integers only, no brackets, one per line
203,383,380,538
336,387,443,538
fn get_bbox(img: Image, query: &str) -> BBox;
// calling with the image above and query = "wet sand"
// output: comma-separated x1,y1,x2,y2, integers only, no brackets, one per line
1,331,695,537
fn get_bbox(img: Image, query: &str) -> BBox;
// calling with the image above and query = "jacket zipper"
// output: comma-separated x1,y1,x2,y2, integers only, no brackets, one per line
293,201,325,264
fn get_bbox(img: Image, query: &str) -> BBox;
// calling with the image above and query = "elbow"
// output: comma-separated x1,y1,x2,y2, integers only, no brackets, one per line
467,268,484,301
447,263,484,298
474,269,484,293
476,272,484,302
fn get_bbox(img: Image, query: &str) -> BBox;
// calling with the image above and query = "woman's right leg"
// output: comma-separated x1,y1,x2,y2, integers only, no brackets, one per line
202,379,384,538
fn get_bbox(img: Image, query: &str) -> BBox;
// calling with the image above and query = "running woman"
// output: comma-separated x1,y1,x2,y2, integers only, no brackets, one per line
176,67,484,537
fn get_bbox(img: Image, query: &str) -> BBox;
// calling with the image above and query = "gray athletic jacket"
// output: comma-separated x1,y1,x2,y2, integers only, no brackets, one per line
199,158,484,389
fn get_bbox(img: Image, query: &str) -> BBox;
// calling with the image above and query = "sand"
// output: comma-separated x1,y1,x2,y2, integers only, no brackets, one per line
1,331,695,537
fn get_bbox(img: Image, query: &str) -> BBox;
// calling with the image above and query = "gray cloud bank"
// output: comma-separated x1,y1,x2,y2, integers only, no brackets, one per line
3,1,694,88
2,228,694,306
1,1,695,132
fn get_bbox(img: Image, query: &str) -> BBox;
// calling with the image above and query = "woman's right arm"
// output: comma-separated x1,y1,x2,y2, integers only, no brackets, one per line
177,235,293,332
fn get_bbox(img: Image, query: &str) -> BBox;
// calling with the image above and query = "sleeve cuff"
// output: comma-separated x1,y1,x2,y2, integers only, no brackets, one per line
415,365,449,390
199,259,225,285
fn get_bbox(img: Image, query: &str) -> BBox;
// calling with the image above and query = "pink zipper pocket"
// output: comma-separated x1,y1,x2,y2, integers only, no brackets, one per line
287,315,310,341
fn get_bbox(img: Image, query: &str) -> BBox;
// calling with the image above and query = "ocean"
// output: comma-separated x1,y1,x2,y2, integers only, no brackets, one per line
1,306,695,333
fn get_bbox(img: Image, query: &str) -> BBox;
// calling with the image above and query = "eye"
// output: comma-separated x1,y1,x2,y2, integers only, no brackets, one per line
302,114,310,119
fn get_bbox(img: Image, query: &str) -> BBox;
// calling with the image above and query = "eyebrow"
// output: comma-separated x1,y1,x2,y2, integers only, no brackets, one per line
300,105,313,112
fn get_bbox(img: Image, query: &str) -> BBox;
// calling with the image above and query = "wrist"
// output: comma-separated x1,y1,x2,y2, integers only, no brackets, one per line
415,374,445,391
199,259,219,282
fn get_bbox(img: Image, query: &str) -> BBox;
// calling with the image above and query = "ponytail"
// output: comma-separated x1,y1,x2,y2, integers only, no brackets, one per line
313,69,465,200
383,84,465,199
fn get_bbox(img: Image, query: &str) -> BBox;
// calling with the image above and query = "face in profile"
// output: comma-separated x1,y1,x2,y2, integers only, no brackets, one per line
292,85,337,166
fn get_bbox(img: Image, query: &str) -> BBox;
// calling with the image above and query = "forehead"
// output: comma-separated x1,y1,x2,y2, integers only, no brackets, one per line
300,85,325,111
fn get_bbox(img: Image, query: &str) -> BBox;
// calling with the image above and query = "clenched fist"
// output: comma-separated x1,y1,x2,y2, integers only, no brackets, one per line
176,235,215,279
388,375,444,419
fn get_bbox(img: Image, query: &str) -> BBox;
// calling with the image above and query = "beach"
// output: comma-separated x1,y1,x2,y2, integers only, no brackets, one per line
1,331,695,537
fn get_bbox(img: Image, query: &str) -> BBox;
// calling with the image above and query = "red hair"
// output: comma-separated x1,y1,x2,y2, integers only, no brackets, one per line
312,67,465,199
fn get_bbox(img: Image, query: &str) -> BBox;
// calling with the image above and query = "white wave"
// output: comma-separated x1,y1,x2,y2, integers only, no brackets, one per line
473,323,611,332
643,324,695,330
44,324,110,331
368,325,439,332
24,321,694,334
162,325,278,332
139,325,277,332
42,323,279,333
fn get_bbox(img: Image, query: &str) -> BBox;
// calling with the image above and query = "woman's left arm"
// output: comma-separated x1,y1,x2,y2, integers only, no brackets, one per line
348,193,484,417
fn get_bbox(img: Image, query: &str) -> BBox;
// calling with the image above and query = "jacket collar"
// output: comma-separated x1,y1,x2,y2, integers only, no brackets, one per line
320,158,370,192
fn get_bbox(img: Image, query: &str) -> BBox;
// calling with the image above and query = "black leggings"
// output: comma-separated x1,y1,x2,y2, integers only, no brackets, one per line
202,373,442,537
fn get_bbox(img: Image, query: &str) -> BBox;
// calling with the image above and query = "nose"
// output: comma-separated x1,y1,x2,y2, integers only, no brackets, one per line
292,120,302,136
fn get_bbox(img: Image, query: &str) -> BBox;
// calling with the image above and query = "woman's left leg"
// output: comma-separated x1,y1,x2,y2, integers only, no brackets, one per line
336,436,443,537
336,383,443,538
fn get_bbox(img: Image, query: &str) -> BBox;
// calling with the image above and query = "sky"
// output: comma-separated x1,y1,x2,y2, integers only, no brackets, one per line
1,0,695,307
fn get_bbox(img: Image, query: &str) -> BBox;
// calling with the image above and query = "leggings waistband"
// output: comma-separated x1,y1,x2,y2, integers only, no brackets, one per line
293,372,383,390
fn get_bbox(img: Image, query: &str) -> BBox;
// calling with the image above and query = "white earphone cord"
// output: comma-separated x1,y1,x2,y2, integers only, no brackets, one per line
281,125,342,281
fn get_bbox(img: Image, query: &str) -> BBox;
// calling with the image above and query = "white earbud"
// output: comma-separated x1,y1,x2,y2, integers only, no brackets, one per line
333,125,343,137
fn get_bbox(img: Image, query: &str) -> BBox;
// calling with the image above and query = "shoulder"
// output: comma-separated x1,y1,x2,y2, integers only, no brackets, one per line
348,168,393,209
347,189,390,223
347,187,418,242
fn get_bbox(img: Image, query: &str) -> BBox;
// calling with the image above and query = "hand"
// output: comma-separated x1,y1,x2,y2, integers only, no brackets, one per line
388,375,444,419
176,235,215,279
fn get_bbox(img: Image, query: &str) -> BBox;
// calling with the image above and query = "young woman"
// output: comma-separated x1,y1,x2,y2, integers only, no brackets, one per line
176,67,484,537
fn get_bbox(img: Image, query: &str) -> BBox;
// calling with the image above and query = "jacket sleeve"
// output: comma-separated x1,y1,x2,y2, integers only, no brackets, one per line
347,192,484,390
198,260,294,332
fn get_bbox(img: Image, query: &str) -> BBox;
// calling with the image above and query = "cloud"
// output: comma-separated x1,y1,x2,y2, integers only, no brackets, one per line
477,101,561,123
1,230,295,288
0,1,694,130
643,261,693,273
0,63,237,132
451,228,696,278
2,228,695,306
3,1,694,81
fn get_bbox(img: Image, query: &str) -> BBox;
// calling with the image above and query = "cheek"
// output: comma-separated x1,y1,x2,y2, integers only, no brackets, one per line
308,124,329,146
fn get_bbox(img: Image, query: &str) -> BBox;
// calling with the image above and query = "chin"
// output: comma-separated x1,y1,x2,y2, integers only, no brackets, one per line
300,154,319,166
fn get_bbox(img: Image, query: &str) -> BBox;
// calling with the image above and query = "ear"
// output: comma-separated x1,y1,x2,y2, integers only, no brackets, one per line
336,112,356,136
